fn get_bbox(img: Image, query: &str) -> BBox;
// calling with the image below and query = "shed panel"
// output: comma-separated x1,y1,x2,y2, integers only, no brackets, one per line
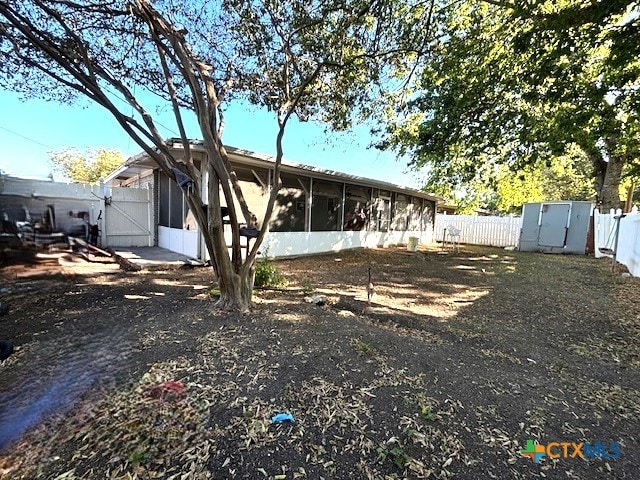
538,203,570,247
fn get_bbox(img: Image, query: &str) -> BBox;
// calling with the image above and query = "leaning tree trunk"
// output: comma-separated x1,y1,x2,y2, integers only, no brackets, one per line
584,140,625,212
600,137,625,211
601,157,624,211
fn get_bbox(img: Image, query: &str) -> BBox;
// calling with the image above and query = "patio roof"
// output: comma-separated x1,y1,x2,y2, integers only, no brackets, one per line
105,139,443,203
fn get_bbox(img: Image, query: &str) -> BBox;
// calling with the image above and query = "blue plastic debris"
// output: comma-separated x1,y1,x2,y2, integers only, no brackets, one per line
271,413,295,424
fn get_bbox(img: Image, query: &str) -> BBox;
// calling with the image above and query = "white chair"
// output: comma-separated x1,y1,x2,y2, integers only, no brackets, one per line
445,224,461,252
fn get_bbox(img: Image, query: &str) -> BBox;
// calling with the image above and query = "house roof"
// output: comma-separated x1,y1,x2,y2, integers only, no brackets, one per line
105,139,442,203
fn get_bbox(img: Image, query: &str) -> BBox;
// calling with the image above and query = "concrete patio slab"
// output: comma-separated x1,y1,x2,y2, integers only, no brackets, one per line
113,247,204,268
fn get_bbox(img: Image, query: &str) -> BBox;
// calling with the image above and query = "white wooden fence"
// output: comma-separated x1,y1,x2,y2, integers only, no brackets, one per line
435,214,522,247
594,206,640,277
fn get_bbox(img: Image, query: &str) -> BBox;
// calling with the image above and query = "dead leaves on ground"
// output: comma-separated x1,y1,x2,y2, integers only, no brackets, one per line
2,324,470,479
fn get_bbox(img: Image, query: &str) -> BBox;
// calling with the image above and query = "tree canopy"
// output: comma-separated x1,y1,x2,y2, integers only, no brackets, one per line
425,146,594,214
379,0,639,211
50,148,124,184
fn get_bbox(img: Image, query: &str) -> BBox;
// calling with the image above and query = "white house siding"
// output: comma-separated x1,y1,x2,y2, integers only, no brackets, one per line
158,225,199,259
260,229,432,259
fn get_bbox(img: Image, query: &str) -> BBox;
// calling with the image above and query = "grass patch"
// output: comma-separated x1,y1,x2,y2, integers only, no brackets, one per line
300,277,314,295
352,338,376,356
377,441,410,469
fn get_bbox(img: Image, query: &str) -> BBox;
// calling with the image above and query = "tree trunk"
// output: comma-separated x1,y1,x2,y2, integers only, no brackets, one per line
215,269,253,311
201,153,258,313
600,137,625,211
624,181,635,213
600,159,623,211
583,139,625,211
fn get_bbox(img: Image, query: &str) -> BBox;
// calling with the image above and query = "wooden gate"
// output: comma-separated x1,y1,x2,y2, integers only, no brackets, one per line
104,186,152,247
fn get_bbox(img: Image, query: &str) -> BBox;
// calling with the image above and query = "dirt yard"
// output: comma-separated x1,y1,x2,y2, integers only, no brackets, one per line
0,245,638,479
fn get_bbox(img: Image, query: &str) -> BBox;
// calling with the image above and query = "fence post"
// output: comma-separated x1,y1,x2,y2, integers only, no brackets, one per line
99,179,107,248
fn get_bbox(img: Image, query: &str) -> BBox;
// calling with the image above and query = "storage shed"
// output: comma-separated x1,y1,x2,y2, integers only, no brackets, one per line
519,201,593,254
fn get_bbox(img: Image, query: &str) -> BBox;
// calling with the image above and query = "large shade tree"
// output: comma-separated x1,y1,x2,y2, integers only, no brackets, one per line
0,0,430,310
50,148,124,184
379,0,639,210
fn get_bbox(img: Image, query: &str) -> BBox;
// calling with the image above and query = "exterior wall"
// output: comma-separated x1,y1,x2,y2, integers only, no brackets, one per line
260,229,431,259
108,149,438,259
158,226,198,259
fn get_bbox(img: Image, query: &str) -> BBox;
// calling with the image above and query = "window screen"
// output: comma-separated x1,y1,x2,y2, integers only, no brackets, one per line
370,189,391,232
158,173,170,227
422,201,434,230
410,198,423,230
344,185,369,231
311,180,343,231
271,173,308,232
158,172,185,229
395,194,409,231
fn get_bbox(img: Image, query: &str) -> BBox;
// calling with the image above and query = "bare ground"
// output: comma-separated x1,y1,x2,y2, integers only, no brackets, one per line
0,245,638,479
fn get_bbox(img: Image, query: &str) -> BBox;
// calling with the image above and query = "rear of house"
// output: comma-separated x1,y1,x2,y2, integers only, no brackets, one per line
105,140,439,260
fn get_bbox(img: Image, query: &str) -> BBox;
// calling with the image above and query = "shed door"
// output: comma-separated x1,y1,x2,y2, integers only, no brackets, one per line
538,203,570,247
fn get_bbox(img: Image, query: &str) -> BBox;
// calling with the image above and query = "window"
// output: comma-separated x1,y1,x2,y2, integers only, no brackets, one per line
394,194,409,231
225,164,269,226
370,189,391,232
158,172,186,229
409,197,423,231
311,180,343,231
422,201,434,230
270,173,309,232
343,185,370,231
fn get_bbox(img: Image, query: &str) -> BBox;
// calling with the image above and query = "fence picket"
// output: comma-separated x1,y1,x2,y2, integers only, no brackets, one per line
435,214,521,247
593,208,640,277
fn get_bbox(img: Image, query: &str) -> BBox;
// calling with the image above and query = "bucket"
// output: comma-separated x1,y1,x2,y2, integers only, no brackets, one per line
407,236,419,252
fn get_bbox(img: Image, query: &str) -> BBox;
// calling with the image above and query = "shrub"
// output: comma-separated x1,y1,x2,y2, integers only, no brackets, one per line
254,256,284,288
300,277,314,295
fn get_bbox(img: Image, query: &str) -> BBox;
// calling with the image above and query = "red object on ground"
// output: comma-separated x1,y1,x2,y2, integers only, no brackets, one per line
147,380,185,400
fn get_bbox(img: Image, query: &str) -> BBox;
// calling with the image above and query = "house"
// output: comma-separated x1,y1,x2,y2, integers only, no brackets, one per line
105,139,440,259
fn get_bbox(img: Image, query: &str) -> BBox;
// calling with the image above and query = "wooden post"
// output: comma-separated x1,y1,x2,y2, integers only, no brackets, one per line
624,181,635,213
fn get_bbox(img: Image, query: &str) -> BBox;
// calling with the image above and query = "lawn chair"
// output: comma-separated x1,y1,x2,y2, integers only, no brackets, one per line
444,224,461,253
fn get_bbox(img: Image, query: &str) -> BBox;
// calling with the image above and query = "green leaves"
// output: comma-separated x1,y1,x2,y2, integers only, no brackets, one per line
378,0,639,210
49,148,124,184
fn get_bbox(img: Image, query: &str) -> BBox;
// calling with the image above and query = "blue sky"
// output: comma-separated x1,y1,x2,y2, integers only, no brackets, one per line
0,88,425,189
